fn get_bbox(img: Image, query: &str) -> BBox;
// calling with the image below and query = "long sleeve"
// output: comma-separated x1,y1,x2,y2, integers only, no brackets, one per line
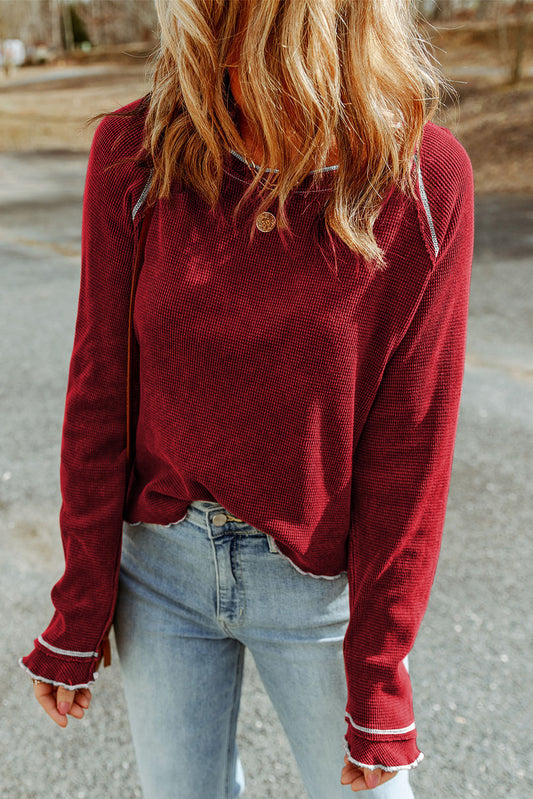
343,139,475,770
19,104,149,689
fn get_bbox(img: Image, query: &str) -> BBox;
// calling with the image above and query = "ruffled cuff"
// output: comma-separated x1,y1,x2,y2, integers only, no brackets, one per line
344,721,424,773
18,633,111,691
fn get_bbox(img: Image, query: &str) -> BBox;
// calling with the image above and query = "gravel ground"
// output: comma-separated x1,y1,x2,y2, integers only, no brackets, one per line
1,151,532,798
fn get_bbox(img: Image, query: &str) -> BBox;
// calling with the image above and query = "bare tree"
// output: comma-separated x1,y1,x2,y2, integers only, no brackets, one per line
431,0,456,21
0,0,157,50
476,0,494,20
60,1,75,51
48,0,63,50
510,0,531,83
495,0,532,84
73,0,157,46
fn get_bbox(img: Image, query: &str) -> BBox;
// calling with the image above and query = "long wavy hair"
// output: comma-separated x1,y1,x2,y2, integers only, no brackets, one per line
92,1,448,273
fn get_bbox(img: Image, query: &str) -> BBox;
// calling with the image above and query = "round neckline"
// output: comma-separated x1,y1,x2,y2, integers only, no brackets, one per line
229,148,339,175
224,148,338,194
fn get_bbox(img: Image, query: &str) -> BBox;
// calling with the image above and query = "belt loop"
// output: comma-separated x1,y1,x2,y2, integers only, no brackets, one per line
266,534,279,554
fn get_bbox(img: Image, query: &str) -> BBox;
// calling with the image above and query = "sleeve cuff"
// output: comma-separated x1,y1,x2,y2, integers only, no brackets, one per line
344,724,424,772
18,641,101,691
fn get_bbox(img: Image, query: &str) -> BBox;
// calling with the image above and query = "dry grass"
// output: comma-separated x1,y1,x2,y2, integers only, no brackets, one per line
437,76,533,195
0,63,151,152
430,24,533,194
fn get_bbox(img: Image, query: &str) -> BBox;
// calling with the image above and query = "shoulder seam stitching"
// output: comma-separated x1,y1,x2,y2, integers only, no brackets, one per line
131,167,154,222
414,151,439,259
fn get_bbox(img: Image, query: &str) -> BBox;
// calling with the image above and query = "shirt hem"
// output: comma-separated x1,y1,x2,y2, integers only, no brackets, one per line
18,659,98,691
124,512,189,528
271,538,347,580
343,740,425,772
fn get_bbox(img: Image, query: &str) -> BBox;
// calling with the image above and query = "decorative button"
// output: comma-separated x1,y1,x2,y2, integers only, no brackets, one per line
212,513,228,526
255,211,277,232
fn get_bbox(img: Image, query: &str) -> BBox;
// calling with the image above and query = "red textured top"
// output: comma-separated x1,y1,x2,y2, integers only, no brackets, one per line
19,97,474,773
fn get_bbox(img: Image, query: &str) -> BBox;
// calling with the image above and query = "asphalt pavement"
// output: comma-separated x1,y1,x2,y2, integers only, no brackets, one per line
1,150,532,798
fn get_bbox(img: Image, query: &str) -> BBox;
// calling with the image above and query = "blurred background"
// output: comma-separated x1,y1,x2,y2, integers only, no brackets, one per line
0,0,532,188
1,2,532,798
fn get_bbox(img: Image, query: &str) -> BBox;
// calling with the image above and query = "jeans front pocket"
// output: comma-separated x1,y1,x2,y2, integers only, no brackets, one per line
124,510,189,536
241,524,279,554
264,533,280,554
146,513,189,533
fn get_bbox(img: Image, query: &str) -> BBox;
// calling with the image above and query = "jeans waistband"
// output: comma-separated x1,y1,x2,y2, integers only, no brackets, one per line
187,501,279,553
187,500,251,529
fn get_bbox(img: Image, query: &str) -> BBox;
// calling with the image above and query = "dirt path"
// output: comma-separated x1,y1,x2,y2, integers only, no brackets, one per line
0,62,150,152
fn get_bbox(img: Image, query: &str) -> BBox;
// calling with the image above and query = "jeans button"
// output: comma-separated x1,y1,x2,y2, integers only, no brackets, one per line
212,513,228,526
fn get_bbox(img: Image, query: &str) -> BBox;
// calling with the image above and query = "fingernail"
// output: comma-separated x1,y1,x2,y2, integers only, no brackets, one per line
371,773,380,788
58,702,70,715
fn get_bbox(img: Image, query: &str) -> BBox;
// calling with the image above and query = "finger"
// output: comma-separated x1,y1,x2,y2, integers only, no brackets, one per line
363,767,381,790
56,686,77,716
347,773,369,792
340,758,373,792
340,762,363,784
33,684,69,727
363,767,397,790
75,688,92,708
342,753,361,772
341,756,398,792
68,691,92,718
68,701,85,719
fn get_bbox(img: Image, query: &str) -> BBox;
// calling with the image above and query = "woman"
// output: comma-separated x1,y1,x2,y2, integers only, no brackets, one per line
19,1,474,796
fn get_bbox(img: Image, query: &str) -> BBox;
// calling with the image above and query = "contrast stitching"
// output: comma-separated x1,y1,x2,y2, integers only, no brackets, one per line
229,148,339,174
345,711,416,735
224,645,245,798
414,151,439,258
343,739,425,772
38,634,99,659
209,531,222,622
234,536,247,627
265,533,279,554
223,169,333,194
126,513,188,528
131,168,154,222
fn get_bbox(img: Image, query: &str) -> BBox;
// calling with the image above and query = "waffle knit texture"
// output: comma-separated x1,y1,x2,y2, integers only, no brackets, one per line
20,97,474,771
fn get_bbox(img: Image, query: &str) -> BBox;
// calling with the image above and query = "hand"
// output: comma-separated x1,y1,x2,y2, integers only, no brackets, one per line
32,681,92,727
340,754,398,792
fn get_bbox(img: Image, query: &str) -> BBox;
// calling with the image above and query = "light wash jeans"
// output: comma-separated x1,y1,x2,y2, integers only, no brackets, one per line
114,500,415,799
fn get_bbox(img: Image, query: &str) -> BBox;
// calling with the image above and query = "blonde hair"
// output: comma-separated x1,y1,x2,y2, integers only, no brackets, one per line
97,1,448,273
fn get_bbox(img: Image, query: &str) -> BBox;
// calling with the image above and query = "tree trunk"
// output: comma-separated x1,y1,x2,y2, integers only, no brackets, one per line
510,1,530,84
432,0,454,22
476,0,493,21
49,0,63,51
61,1,75,51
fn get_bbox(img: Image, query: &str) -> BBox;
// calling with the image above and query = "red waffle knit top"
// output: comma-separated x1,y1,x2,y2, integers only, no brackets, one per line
19,97,474,773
